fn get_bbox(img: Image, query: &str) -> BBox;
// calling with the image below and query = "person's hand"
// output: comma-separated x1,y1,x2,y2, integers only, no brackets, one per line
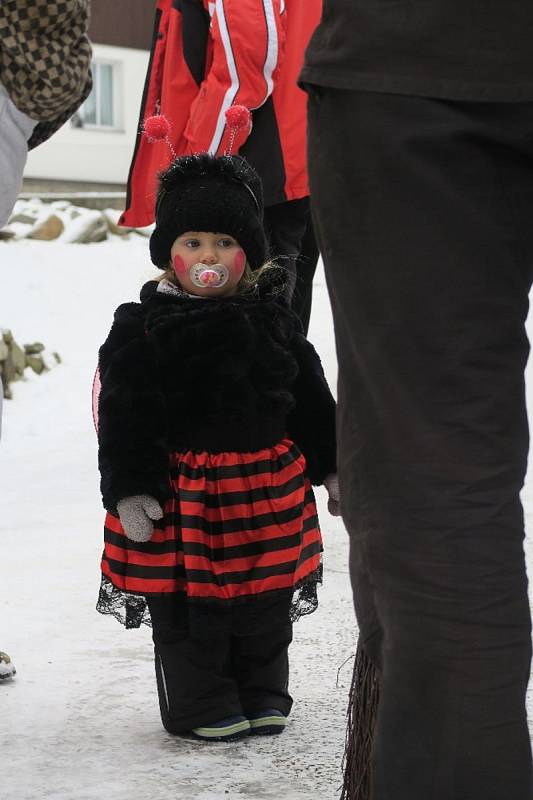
117,495,164,542
323,473,341,516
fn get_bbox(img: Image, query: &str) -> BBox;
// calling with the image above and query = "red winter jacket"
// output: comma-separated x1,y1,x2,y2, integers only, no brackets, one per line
120,0,321,228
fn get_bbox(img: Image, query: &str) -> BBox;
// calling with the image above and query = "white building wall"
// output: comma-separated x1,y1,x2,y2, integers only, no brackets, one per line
24,44,150,185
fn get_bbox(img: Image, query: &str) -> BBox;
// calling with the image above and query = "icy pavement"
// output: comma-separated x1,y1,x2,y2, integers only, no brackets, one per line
1,237,533,800
0,239,353,800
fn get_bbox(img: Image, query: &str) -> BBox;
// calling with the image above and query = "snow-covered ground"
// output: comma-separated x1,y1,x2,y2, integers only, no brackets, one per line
2,237,533,800
0,238,354,800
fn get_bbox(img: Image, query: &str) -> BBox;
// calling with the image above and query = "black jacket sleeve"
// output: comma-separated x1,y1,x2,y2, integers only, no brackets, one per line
97,303,171,512
286,332,337,485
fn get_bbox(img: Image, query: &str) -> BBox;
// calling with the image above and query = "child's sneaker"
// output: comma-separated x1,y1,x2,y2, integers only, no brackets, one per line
249,708,287,735
0,651,16,681
191,715,251,742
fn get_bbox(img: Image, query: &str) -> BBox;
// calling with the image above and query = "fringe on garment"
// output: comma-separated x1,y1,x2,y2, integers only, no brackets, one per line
341,640,380,800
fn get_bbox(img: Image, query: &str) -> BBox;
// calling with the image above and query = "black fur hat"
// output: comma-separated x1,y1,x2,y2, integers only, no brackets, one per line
149,153,268,270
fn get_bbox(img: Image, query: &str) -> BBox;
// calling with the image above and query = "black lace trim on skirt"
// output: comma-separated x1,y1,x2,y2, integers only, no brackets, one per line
96,566,322,630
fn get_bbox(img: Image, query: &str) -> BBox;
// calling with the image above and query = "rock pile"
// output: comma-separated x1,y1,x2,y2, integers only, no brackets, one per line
0,199,153,244
0,330,60,398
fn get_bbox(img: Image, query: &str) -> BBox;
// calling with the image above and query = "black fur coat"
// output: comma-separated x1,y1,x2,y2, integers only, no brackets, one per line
98,279,336,511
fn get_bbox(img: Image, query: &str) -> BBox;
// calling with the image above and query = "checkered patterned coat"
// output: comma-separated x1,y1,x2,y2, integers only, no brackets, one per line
0,0,92,148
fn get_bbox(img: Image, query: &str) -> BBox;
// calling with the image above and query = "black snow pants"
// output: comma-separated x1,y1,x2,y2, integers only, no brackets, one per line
264,196,319,335
147,595,293,733
308,90,533,800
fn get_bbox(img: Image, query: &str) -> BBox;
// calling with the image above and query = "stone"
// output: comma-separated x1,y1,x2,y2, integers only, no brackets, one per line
62,211,108,243
24,342,45,355
8,212,38,225
4,222,33,239
9,340,26,377
40,349,61,370
25,354,46,375
28,214,64,241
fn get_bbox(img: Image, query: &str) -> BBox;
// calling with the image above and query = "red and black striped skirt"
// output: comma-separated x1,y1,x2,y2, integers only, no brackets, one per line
97,439,322,628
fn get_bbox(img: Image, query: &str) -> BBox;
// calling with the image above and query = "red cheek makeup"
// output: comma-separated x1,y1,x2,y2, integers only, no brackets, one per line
234,249,246,275
172,254,188,276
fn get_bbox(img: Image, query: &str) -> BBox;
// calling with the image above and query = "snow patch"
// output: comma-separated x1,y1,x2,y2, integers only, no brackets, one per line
0,238,353,800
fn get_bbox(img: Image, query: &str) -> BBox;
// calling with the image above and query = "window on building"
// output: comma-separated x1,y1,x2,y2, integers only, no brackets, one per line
72,61,122,130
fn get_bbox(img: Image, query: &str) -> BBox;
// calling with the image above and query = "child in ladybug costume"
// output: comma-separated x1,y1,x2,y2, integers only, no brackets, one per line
96,145,339,741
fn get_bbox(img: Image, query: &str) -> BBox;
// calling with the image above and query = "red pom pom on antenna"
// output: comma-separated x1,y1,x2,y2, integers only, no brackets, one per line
143,114,171,142
225,105,251,130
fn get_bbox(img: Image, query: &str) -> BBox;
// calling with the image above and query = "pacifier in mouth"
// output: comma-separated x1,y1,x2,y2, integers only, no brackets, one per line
190,263,229,288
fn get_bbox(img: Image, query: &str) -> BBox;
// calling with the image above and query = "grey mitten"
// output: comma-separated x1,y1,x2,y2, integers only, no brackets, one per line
323,473,341,517
117,495,164,542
